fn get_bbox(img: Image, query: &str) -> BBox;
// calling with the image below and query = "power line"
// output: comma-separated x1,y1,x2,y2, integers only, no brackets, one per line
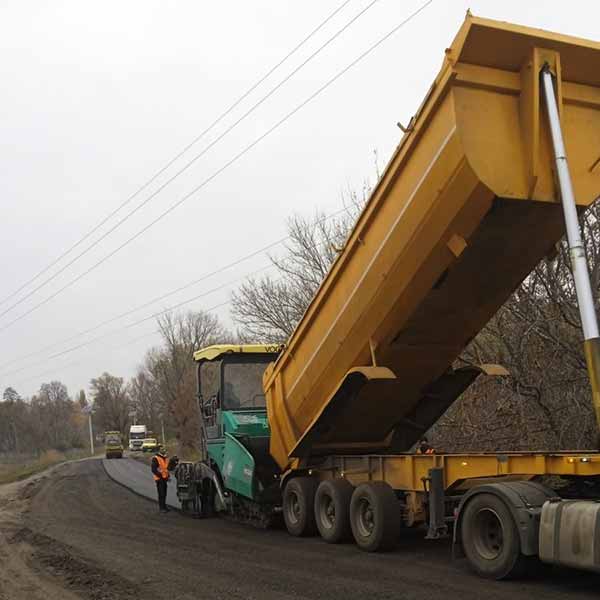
0,0,353,310
6,0,436,394
9,289,254,389
2,224,343,379
0,0,433,336
2,263,276,379
2,212,352,384
0,206,351,372
0,242,281,370
11,328,164,389
12,267,288,389
0,0,374,320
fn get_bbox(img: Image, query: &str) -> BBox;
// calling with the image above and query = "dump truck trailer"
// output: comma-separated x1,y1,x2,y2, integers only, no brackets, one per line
177,15,600,580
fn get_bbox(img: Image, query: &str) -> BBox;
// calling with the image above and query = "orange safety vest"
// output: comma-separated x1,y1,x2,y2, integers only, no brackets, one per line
153,455,170,481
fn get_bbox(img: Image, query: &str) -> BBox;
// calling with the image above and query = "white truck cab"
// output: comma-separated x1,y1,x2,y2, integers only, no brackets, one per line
128,424,147,451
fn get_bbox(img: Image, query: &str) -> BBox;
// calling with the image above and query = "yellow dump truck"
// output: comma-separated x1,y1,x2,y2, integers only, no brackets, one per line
178,15,600,580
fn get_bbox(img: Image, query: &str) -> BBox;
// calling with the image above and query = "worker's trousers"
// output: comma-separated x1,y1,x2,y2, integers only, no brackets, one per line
156,479,168,510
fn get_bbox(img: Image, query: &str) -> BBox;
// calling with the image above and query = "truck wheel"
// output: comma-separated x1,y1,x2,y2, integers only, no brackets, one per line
314,479,353,543
461,493,524,579
349,481,400,552
283,477,318,537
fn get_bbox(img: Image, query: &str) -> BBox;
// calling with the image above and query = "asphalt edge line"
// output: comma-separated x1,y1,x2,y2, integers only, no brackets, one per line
0,454,104,489
101,459,182,514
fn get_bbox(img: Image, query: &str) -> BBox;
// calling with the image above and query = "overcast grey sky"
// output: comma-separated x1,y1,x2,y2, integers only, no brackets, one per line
1,0,599,398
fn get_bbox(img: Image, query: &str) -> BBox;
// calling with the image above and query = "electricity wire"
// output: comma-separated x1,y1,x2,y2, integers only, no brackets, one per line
0,206,352,372
0,0,433,336
0,0,374,320
0,0,354,309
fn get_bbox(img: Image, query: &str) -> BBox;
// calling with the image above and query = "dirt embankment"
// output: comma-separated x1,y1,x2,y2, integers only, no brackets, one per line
0,461,139,600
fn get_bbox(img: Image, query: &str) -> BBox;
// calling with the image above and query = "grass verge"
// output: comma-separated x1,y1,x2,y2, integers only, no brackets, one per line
0,449,98,485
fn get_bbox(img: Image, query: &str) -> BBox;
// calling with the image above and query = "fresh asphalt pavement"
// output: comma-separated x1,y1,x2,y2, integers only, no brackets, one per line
4,458,600,600
103,455,179,510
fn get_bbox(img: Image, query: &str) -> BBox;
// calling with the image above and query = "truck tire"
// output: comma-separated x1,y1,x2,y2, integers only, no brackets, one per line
349,481,400,552
283,477,318,537
314,479,353,543
461,493,525,579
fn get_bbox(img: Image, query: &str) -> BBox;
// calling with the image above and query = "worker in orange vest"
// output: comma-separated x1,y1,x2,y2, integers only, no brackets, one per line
417,436,435,455
151,446,177,513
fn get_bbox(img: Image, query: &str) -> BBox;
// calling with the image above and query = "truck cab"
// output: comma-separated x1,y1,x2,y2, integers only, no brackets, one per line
128,424,147,451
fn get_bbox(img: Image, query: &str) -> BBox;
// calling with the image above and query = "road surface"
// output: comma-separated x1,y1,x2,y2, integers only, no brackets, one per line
103,456,179,509
1,458,599,599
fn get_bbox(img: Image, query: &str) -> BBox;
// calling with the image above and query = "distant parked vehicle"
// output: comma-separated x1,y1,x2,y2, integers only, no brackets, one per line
104,431,123,459
141,438,159,453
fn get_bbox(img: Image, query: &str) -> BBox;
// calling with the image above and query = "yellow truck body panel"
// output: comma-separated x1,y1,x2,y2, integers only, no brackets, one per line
193,344,280,363
264,15,600,471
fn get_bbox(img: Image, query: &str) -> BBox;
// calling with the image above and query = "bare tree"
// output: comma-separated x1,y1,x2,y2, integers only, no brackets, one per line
431,202,600,452
147,310,232,456
232,204,364,342
129,367,165,439
90,373,130,434
0,382,88,455
35,381,80,451
3,386,21,402
76,389,87,408
0,392,26,453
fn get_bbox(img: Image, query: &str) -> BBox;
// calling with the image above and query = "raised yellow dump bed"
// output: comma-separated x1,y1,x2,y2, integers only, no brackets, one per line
264,15,600,471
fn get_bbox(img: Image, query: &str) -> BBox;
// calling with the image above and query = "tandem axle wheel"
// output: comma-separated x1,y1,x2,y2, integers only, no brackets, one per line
283,477,401,552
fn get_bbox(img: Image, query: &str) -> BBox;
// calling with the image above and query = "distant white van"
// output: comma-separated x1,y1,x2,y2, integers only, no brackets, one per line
128,424,147,451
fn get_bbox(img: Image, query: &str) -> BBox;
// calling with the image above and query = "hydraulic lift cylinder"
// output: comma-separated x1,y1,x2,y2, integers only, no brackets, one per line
541,68,600,433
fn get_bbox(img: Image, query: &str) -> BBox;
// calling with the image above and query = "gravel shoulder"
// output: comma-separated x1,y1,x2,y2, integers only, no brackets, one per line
1,458,599,600
0,463,83,600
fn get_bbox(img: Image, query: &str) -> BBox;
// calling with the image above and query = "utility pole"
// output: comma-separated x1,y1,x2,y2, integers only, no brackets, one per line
88,412,94,456
161,417,166,446
10,422,19,455
82,403,95,456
